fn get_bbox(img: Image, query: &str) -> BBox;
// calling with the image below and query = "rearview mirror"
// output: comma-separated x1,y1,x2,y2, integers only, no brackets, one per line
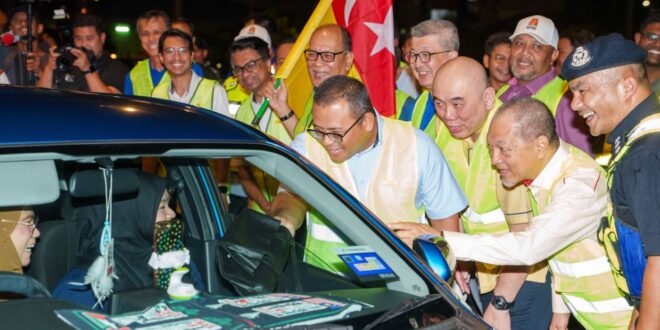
413,235,456,282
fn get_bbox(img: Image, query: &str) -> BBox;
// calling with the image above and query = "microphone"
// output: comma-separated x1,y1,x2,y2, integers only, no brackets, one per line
1,32,20,47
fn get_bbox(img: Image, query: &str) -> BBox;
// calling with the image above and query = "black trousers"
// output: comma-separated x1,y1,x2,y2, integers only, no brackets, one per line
480,271,553,330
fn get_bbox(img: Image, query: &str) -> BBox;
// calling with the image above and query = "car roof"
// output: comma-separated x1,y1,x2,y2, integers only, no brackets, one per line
0,86,266,147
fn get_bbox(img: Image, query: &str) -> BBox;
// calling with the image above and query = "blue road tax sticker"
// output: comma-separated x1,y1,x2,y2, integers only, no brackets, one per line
334,246,399,283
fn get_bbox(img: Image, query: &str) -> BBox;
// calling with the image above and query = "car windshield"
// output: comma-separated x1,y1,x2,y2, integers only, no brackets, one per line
0,150,471,329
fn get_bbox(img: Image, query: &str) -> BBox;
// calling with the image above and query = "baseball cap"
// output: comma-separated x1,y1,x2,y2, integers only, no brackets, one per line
510,15,558,48
560,33,646,81
234,24,271,48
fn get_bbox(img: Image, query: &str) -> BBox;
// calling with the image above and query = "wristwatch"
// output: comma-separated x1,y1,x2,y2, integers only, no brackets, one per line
81,65,97,75
490,295,514,310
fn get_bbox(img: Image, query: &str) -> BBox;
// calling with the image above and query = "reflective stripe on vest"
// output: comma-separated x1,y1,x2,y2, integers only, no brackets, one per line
463,207,506,225
563,295,633,314
309,221,343,244
548,256,612,278
531,145,632,327
303,117,424,273
151,77,216,111
600,113,660,301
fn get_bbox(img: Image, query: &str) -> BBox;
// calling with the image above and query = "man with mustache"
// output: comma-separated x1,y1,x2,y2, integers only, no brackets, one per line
498,15,594,157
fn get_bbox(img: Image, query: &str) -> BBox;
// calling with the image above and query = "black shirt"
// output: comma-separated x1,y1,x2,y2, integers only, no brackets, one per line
54,51,128,92
608,94,660,257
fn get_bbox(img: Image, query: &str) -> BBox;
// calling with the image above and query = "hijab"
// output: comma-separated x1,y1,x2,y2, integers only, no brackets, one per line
0,210,23,273
75,172,167,291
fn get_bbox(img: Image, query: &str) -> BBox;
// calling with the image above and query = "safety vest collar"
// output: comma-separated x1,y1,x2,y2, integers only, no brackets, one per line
608,94,660,156
527,141,571,199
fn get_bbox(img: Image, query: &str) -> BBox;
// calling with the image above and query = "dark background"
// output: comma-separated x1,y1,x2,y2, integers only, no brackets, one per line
2,0,655,76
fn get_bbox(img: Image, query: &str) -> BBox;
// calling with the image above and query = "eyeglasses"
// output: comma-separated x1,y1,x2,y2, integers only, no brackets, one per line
403,50,452,64
642,32,660,42
232,57,267,76
162,47,191,57
304,49,348,63
307,114,365,144
1,218,37,232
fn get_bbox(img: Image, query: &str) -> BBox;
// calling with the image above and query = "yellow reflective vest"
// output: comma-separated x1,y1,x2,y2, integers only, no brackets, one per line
151,76,217,110
434,103,546,292
303,117,425,272
129,59,170,97
599,113,660,304
530,146,632,330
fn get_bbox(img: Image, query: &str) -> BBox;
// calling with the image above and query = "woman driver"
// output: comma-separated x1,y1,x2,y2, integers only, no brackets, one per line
0,209,40,273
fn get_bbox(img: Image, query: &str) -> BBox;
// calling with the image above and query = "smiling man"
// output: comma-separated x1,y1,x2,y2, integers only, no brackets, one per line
292,24,355,135
271,75,466,273
635,11,660,93
151,29,228,115
498,15,594,157
482,31,512,91
422,57,549,330
436,97,632,330
562,33,660,329
124,10,203,96
401,19,459,140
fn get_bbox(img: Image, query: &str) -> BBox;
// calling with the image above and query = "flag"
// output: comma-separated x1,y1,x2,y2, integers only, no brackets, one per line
275,0,396,118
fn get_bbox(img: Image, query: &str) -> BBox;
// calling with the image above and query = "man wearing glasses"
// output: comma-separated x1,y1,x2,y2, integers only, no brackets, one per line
229,25,298,214
635,11,660,94
292,24,355,135
400,19,459,140
270,75,466,273
151,29,229,116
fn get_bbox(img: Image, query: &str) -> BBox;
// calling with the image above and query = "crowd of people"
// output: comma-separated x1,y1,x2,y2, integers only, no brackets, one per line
0,4,658,330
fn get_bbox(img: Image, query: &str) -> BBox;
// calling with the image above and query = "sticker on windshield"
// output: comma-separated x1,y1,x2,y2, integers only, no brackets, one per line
335,246,398,283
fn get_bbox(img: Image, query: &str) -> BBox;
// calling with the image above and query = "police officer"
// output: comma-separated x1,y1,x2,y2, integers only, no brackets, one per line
561,33,660,329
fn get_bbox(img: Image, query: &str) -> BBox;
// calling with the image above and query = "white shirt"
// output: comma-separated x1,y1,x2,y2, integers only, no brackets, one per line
169,72,231,117
444,141,607,312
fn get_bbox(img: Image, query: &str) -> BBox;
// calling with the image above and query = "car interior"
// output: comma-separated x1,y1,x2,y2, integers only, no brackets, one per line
0,149,463,328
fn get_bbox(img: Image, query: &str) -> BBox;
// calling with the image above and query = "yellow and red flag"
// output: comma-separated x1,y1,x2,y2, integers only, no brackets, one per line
276,0,396,117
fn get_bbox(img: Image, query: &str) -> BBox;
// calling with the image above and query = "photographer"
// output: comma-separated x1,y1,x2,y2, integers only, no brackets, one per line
37,14,127,93
0,5,47,85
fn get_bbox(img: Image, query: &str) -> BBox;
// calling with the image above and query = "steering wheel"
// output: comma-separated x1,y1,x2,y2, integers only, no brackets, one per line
0,272,51,298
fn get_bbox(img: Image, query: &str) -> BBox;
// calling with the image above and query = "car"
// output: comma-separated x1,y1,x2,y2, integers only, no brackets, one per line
0,86,488,329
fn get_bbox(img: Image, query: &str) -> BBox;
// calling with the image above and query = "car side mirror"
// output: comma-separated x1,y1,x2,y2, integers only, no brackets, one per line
413,235,456,282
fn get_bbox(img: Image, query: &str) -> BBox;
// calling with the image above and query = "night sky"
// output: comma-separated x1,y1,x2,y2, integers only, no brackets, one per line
3,0,655,75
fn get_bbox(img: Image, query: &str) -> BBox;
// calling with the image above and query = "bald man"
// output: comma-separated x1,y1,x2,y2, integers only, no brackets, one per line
432,97,632,330
392,57,550,330
292,24,355,135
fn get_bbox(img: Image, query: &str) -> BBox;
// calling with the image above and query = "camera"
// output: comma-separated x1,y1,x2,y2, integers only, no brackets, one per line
53,9,75,73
